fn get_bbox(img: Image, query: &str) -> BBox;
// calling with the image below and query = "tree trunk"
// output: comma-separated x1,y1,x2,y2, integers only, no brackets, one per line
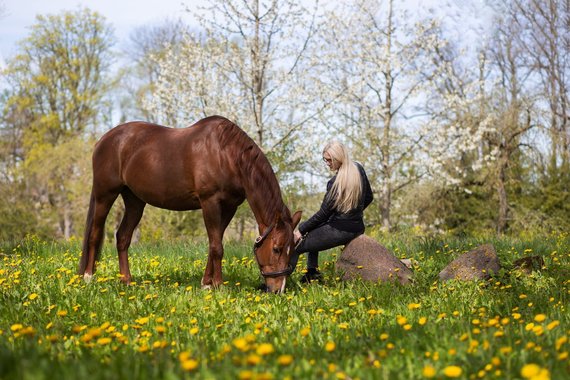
496,157,508,235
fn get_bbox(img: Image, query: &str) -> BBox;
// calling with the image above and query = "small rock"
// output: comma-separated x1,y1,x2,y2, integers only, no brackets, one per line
438,244,501,281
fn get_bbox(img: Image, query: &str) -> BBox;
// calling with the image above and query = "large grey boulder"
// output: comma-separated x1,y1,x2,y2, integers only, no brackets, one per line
336,235,413,285
438,244,501,281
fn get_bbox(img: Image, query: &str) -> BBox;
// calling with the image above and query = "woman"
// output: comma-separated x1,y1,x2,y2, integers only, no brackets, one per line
291,141,373,283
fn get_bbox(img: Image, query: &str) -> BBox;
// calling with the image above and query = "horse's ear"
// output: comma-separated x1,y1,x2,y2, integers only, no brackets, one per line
291,210,302,229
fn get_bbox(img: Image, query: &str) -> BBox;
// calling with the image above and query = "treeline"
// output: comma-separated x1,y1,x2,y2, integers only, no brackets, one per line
1,0,569,243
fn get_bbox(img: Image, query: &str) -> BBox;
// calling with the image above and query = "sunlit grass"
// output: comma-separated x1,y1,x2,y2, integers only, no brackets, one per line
0,234,568,379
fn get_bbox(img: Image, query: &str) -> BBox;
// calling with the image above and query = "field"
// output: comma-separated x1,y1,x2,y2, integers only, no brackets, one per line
0,233,568,379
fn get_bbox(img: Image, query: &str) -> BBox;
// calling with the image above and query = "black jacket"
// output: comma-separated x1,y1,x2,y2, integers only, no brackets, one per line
299,162,373,234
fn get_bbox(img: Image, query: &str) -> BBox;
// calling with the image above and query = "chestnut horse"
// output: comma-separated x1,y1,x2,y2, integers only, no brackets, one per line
78,115,301,293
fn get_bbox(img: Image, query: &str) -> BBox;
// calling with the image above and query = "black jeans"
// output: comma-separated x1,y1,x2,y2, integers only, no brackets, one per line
290,224,362,273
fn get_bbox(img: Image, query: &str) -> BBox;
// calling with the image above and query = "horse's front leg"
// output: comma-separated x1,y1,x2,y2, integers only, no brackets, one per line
200,199,238,289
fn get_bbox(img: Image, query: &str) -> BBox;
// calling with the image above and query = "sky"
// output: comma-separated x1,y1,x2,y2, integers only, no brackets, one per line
0,0,208,64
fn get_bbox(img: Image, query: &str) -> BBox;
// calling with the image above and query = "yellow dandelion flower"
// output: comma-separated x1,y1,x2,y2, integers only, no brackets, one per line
403,324,412,331
396,315,407,326
190,327,199,335
408,303,421,310
28,293,38,300
325,341,336,352
97,337,112,345
443,365,462,378
380,333,389,340
534,314,546,322
256,343,274,356
155,326,166,334
419,317,427,325
558,352,568,360
135,317,149,325
246,354,262,365
546,320,559,330
10,324,23,332
181,358,199,371
555,336,567,350
137,344,150,353
57,310,68,317
300,327,311,337
233,337,249,352
512,313,521,320
277,354,294,366
422,365,436,378
238,370,254,380
520,364,541,379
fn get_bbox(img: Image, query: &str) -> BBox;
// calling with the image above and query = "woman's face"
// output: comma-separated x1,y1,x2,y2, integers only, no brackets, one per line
323,151,341,171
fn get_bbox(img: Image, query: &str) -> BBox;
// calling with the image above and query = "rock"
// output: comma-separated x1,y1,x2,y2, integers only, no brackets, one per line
438,244,501,281
512,256,545,274
336,235,413,285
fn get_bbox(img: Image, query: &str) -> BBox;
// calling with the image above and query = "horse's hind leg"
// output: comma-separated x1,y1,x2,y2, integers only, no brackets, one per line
83,191,120,282
200,199,238,289
116,188,146,284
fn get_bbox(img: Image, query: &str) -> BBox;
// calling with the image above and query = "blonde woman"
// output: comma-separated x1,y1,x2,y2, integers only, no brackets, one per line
291,141,373,283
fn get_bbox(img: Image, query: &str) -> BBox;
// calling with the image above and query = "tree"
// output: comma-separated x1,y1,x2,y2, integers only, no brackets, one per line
313,0,448,230
120,18,191,123
146,0,320,164
2,8,115,239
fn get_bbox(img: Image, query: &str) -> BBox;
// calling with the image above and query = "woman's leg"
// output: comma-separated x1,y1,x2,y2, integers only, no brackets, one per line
291,224,361,276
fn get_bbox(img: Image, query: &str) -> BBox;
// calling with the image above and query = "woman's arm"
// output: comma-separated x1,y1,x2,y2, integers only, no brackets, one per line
298,181,335,234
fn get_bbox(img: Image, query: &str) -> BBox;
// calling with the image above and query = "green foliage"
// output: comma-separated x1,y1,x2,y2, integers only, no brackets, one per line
0,235,568,379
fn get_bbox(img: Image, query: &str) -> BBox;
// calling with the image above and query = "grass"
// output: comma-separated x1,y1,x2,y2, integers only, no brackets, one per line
0,233,568,379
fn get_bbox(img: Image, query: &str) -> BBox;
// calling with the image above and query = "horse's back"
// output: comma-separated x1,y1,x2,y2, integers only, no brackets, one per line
91,117,246,210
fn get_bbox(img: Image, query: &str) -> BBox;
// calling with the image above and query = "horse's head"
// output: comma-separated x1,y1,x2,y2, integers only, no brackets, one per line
254,210,302,293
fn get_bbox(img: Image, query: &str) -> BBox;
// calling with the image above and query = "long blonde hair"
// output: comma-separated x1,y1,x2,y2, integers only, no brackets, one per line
324,141,362,213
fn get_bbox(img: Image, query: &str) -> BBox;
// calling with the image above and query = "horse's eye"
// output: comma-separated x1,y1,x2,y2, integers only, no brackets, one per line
272,246,281,254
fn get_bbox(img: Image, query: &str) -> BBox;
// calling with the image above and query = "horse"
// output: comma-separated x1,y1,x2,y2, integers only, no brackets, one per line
78,115,302,293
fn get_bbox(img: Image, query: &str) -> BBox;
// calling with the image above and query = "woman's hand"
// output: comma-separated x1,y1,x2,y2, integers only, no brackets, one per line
293,230,302,244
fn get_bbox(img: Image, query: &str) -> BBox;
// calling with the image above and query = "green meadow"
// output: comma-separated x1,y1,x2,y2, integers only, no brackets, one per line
0,233,568,379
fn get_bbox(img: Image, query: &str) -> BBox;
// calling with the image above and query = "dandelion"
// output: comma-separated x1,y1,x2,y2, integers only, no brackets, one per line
546,320,559,330
520,364,541,378
443,365,462,378
534,314,546,322
422,365,436,378
300,327,311,337
396,315,407,326
246,354,262,365
277,354,293,366
57,310,68,317
28,293,38,300
181,358,199,371
380,333,389,340
97,337,112,345
10,324,23,332
408,303,421,310
256,343,274,356
190,327,199,335
233,337,249,352
325,341,336,352
419,317,427,325
238,370,254,380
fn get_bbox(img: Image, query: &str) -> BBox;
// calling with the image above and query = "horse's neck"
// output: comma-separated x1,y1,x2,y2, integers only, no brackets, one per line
245,187,283,230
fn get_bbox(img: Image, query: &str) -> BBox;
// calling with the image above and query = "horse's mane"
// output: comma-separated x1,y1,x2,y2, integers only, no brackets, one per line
215,117,292,225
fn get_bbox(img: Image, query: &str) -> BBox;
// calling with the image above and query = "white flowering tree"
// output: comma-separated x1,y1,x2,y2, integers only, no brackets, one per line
311,0,457,230
145,0,323,176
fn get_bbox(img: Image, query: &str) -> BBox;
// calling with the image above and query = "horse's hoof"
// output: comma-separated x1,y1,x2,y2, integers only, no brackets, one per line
201,284,212,290
83,273,93,283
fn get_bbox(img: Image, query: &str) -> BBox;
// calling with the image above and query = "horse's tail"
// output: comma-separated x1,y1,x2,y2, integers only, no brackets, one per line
78,192,101,274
